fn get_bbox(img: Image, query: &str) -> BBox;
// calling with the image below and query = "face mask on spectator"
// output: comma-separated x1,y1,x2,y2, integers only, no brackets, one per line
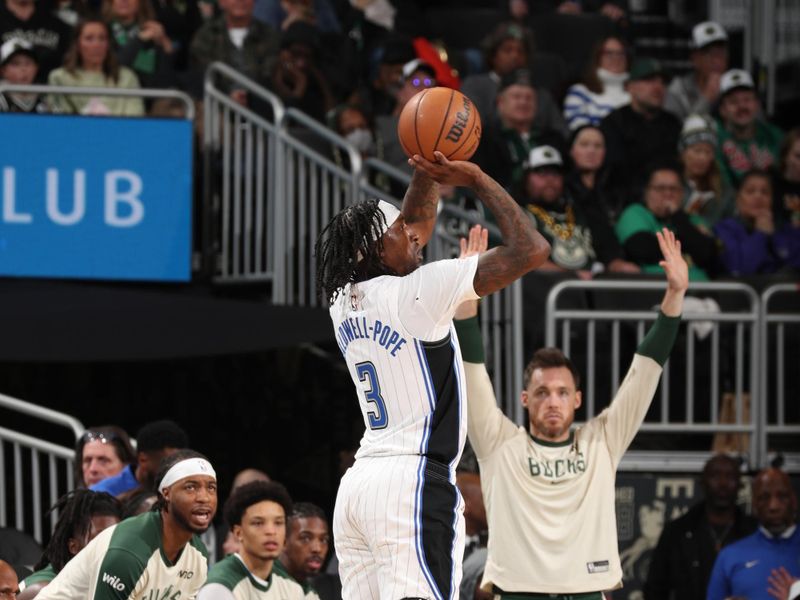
345,128,374,154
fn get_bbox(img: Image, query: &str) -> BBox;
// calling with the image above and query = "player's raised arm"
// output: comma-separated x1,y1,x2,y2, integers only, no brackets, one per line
656,227,689,317
399,168,440,247
411,152,550,296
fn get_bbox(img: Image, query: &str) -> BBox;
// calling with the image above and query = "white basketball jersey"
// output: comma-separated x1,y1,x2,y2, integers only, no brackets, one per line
329,256,480,467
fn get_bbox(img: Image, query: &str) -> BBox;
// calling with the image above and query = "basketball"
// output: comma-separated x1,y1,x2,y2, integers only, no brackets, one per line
397,87,482,162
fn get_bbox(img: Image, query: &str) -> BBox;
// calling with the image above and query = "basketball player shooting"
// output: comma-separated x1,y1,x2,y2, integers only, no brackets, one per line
314,150,550,600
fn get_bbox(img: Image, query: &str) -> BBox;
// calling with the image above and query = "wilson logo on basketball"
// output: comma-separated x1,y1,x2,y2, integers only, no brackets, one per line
445,96,472,143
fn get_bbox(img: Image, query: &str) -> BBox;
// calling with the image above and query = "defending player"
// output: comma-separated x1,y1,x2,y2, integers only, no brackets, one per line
454,226,688,599
37,449,217,600
315,153,550,600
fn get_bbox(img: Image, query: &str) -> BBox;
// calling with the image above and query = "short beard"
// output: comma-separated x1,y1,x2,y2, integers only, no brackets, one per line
168,503,210,535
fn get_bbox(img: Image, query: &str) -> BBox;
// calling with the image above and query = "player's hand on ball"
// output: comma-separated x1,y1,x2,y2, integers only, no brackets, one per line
409,151,481,188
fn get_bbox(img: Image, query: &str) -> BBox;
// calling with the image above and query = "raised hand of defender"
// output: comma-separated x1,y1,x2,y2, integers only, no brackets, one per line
459,223,489,259
409,151,481,188
454,224,489,320
656,227,688,293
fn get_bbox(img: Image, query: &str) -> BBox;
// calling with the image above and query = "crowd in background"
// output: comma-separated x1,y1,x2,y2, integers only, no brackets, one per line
1,0,799,280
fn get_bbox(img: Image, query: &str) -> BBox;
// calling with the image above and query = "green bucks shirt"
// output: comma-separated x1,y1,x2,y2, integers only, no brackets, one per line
198,555,305,600
36,511,208,599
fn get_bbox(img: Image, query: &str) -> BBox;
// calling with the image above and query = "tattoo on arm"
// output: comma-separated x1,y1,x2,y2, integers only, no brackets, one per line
401,170,439,224
472,174,549,296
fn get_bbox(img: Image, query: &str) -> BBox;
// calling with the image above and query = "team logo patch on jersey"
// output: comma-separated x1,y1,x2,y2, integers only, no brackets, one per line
587,560,609,574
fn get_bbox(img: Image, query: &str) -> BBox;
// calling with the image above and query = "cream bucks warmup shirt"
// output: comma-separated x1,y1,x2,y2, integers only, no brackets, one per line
455,313,679,595
37,511,208,599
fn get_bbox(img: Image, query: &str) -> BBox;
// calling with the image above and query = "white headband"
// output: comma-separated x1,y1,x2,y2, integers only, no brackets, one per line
356,200,401,263
159,458,216,491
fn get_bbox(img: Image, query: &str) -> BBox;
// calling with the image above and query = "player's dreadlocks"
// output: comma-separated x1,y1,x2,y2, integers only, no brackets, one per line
315,199,395,304
36,489,122,572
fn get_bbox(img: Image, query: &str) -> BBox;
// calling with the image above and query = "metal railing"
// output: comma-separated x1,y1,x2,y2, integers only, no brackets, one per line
0,392,83,543
760,283,800,471
0,83,196,119
545,281,763,470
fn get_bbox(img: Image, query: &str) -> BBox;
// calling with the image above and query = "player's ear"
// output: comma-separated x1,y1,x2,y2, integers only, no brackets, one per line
233,524,243,542
520,390,529,409
67,536,80,556
574,390,582,411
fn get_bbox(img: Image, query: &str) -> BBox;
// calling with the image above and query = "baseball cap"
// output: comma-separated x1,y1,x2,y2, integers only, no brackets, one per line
0,38,37,66
628,57,668,82
402,58,436,81
525,145,563,171
719,69,755,97
691,21,728,49
678,114,717,152
498,68,534,92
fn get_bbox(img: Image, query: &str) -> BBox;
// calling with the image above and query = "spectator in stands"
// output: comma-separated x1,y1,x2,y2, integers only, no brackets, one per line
0,560,19,599
644,454,756,600
103,0,177,89
74,426,136,488
329,103,376,159
349,35,414,118
198,481,304,600
715,170,800,276
665,21,729,122
516,145,639,278
18,490,122,599
716,69,784,188
616,161,719,281
150,0,201,72
566,125,618,219
268,20,334,122
563,35,630,131
472,68,566,190
707,467,800,600
0,38,49,112
189,0,280,93
37,450,217,599
91,419,188,497
374,58,437,174
460,21,532,125
463,22,567,139
601,58,681,205
254,0,340,33
48,19,146,116
278,502,330,599
0,0,71,79
772,128,800,229
680,114,731,225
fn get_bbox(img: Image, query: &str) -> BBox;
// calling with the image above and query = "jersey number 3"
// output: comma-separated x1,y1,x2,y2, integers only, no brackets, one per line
356,361,388,430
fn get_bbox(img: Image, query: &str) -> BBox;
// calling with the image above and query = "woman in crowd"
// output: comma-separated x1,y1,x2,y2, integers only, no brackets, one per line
565,124,619,219
679,114,731,225
616,160,719,280
563,35,630,130
48,18,145,116
715,170,799,275
74,426,136,488
103,0,176,89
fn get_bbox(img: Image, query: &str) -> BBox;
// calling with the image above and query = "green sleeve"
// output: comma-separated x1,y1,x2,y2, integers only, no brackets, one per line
615,203,654,244
454,315,485,364
636,312,681,366
92,548,146,600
